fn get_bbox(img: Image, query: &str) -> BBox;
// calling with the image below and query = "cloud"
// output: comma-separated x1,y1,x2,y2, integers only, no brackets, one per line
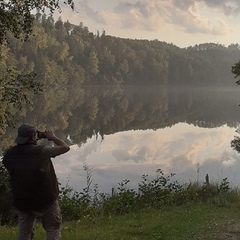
171,0,240,17
163,1,230,35
79,0,106,23
73,0,235,35
202,0,240,17
113,0,168,31
212,18,229,34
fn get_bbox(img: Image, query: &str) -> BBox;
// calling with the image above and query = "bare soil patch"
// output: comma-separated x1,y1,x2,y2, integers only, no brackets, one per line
214,220,240,240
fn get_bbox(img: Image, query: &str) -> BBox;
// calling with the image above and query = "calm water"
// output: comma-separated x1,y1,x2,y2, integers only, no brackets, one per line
3,86,240,192
50,86,240,192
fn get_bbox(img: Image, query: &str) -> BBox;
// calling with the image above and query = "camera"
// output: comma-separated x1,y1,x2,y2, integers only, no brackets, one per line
37,131,47,139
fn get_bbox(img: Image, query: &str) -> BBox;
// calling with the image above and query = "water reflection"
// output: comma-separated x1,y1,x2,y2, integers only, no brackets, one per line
55,123,239,192
3,86,240,191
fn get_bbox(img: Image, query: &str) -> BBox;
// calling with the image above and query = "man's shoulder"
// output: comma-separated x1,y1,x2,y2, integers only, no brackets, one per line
41,145,59,158
4,144,44,156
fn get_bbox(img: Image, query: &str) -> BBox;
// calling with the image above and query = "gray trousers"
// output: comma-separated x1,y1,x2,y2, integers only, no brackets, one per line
17,201,62,240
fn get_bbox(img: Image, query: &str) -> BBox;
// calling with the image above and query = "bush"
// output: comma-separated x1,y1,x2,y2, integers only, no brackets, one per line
0,160,16,225
1,162,240,225
58,168,240,222
102,179,139,215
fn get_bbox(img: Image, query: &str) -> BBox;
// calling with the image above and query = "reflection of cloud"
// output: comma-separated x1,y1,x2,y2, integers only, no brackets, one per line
112,146,148,163
177,150,240,186
77,138,101,161
54,123,239,192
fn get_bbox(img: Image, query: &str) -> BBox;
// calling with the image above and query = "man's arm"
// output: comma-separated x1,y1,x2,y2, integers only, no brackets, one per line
43,131,70,157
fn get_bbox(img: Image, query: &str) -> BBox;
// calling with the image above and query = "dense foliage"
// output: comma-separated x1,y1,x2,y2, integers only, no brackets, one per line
0,0,74,44
0,161,15,225
0,1,75,134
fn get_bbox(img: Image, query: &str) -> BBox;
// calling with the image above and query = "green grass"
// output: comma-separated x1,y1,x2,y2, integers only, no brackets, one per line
2,168,240,239
2,203,240,240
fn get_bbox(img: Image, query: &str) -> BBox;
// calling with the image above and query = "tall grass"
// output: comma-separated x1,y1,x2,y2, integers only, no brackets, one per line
58,166,240,222
1,164,240,225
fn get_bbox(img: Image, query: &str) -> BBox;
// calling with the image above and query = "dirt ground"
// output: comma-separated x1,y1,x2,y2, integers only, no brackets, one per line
213,220,240,240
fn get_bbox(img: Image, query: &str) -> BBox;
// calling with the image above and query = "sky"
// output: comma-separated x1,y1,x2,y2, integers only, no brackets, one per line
56,0,240,48
54,123,240,192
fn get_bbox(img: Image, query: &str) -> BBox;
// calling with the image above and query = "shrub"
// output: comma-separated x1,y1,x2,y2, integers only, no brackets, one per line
1,162,240,225
102,179,139,215
0,160,16,225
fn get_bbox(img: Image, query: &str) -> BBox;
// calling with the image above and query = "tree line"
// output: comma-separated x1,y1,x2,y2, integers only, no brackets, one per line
1,14,240,136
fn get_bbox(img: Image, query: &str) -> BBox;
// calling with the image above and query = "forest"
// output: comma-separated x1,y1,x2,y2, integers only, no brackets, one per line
1,14,240,149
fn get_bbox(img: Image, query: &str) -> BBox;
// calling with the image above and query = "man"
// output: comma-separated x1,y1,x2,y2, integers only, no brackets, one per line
3,123,70,240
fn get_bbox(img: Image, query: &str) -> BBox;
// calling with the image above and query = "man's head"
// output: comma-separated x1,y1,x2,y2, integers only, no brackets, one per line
15,123,36,144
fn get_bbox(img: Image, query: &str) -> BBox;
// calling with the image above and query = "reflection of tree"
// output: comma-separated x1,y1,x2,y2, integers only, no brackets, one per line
53,86,240,146
65,86,169,145
168,87,240,129
231,136,240,153
1,85,240,150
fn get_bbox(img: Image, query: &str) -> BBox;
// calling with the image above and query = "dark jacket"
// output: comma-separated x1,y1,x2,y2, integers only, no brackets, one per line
3,143,59,211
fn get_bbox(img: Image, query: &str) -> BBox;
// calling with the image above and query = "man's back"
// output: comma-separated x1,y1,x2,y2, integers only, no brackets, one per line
3,144,59,211
3,123,70,240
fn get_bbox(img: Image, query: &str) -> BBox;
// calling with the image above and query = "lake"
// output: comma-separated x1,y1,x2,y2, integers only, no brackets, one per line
50,86,240,193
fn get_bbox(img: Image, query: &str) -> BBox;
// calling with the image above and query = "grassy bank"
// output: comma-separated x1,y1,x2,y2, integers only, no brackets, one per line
2,167,240,239
1,203,240,240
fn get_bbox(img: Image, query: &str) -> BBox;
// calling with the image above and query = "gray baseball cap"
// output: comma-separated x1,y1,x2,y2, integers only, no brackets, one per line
15,123,36,144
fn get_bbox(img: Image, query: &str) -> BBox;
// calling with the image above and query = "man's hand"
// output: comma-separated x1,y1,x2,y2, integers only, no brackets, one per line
43,131,56,141
43,131,70,156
